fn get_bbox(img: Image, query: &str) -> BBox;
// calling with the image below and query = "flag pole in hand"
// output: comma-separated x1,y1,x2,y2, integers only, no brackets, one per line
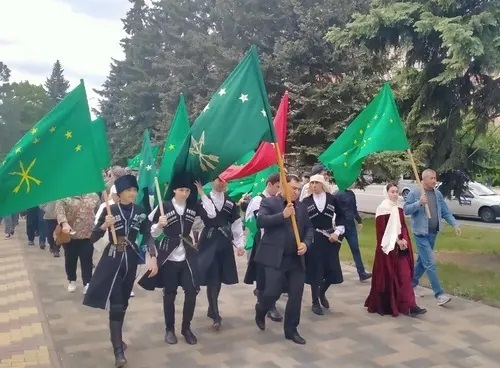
273,142,301,247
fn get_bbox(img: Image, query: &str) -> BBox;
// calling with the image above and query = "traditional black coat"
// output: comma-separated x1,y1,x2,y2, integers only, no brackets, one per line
302,193,345,285
197,193,241,285
243,194,265,285
83,203,150,310
138,200,200,291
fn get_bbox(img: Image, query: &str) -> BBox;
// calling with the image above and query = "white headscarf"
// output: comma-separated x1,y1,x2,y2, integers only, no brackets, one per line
375,186,401,255
305,174,328,197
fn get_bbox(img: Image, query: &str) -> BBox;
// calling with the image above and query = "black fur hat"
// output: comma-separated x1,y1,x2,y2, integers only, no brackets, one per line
114,174,139,194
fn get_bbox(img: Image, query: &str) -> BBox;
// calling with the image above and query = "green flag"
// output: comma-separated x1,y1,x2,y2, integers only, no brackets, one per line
203,174,255,202
127,145,160,169
244,165,278,250
91,117,111,169
319,82,410,190
136,129,156,207
157,94,191,184
169,46,275,191
0,81,106,216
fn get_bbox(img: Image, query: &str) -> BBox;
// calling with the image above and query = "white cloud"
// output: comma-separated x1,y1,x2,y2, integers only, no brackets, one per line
0,0,127,115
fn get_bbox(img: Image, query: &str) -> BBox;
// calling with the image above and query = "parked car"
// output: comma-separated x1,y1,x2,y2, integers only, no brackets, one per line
398,179,441,200
437,181,500,223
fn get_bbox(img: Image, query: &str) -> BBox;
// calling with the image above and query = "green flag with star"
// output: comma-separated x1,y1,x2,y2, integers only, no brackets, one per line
168,46,275,194
127,145,160,169
157,94,191,184
136,129,156,207
244,165,278,250
319,82,410,190
91,117,111,169
0,81,106,216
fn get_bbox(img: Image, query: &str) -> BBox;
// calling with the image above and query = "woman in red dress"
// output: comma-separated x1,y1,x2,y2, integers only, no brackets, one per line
365,183,427,317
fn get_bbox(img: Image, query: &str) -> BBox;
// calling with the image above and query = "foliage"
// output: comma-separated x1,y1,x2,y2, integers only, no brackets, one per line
0,81,51,159
44,60,70,106
96,0,391,168
327,0,500,172
0,62,10,83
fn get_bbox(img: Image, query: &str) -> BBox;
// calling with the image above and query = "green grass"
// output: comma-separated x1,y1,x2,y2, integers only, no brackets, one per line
339,218,500,304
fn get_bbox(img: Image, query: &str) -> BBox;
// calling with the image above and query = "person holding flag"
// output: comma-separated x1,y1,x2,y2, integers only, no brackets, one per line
83,174,151,368
138,179,216,346
198,177,245,331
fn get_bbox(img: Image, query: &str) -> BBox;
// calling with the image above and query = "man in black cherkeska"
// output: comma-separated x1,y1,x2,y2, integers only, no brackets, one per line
197,177,245,331
138,179,216,345
302,174,346,316
83,174,151,368
243,173,283,322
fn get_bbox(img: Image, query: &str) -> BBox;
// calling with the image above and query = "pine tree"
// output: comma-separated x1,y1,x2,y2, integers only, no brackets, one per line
327,0,500,171
44,60,70,105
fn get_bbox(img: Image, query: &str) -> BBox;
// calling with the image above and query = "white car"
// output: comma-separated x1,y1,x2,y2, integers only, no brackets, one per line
437,181,500,223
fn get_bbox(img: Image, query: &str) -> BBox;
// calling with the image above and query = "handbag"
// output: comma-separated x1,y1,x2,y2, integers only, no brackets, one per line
54,224,71,246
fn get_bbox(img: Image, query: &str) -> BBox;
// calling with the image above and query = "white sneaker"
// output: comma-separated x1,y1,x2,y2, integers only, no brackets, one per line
83,283,89,295
130,291,135,297
436,294,451,306
67,281,77,293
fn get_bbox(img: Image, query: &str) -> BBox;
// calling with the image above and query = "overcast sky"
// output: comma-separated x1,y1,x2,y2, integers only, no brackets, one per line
0,0,132,113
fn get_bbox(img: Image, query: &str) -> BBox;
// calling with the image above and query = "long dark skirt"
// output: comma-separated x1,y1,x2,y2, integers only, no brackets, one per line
305,237,343,286
83,245,139,310
197,231,238,286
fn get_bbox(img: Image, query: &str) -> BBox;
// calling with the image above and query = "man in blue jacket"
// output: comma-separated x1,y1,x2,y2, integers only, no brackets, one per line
404,169,461,306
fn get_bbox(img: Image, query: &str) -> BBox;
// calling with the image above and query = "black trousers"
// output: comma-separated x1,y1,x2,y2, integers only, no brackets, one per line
63,238,94,285
45,219,58,253
161,260,197,330
258,256,305,334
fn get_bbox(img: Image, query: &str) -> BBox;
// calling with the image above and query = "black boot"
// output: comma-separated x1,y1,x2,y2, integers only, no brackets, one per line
181,321,198,345
163,293,177,344
207,284,222,331
254,303,266,331
110,320,127,367
319,282,330,309
267,303,283,322
311,284,324,315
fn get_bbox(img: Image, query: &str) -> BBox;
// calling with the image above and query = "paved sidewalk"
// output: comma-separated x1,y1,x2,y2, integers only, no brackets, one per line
0,232,59,368
5,231,500,368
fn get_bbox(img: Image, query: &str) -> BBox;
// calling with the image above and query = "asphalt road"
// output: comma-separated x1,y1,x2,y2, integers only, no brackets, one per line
352,184,500,229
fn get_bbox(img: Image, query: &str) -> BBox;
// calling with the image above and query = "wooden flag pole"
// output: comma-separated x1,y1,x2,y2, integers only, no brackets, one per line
154,177,165,217
273,142,302,248
407,149,431,219
102,190,118,244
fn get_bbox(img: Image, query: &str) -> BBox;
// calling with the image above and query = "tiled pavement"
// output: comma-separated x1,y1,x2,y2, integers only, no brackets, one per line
4,230,500,368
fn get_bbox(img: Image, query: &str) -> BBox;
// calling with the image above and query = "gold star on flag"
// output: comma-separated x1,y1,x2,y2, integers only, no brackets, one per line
367,123,371,128
50,127,56,133
239,181,243,184
359,129,364,135
343,162,348,167
254,183,258,187
33,138,40,144
146,165,152,171
389,118,394,123
354,139,358,145
257,192,262,195
239,94,249,103
168,144,175,150
75,145,82,152
31,128,37,135
344,151,348,156
261,109,267,117
15,147,22,153
65,131,72,139
374,114,379,120
260,178,265,182
218,88,226,96
140,160,144,166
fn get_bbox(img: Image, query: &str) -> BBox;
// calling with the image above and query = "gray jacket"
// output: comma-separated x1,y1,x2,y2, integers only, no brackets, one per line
39,201,57,220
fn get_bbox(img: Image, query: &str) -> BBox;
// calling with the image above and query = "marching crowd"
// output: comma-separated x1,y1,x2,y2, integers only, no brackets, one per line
1,164,461,368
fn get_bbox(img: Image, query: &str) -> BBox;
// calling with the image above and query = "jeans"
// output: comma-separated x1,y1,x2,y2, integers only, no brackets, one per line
3,215,14,235
26,207,47,244
412,233,444,297
344,221,367,277
45,219,59,253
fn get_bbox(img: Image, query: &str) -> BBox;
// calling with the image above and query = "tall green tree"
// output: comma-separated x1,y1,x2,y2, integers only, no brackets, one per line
0,62,10,83
0,82,51,159
44,60,70,105
327,0,500,171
